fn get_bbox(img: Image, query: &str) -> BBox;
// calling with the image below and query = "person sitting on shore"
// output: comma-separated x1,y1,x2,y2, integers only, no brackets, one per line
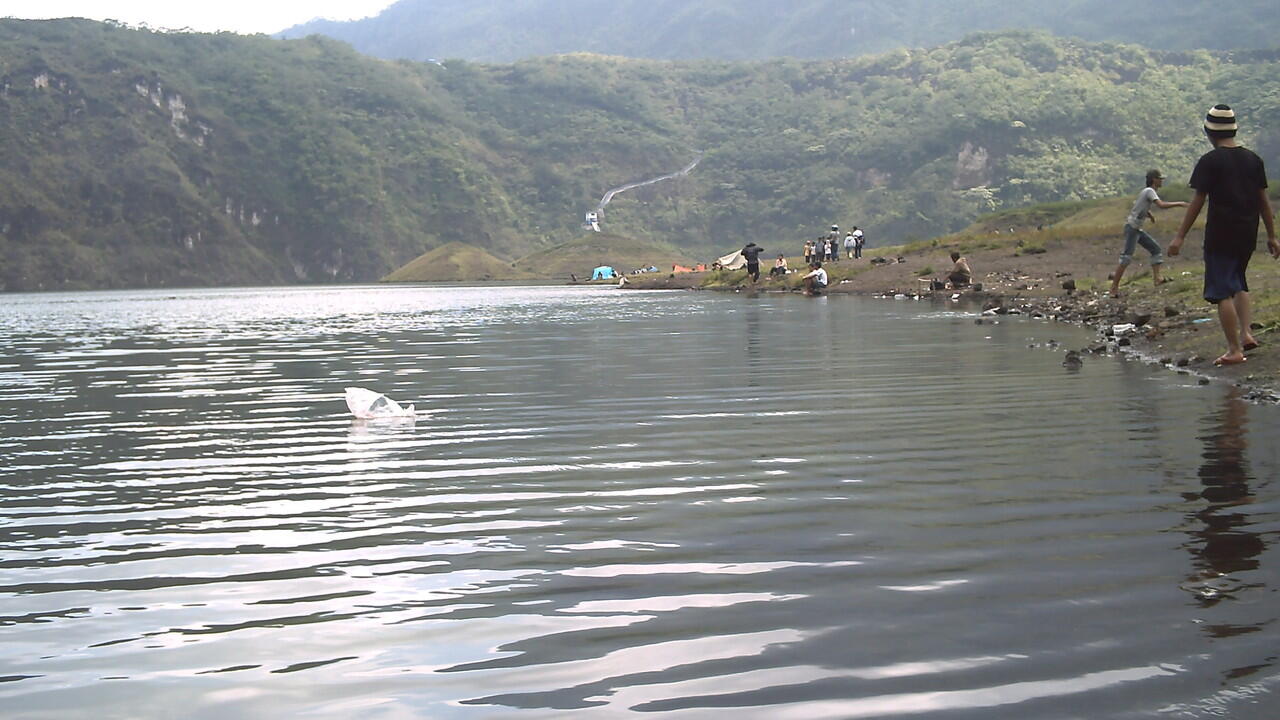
770,254,789,277
945,251,972,288
802,261,828,296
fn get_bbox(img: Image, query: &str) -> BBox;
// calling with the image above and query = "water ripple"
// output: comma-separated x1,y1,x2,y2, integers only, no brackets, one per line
1,286,1279,718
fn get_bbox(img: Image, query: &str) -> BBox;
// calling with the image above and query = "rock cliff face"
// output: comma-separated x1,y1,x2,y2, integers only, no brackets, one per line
954,143,991,190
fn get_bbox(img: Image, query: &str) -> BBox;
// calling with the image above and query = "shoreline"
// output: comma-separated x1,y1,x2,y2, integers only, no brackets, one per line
619,229,1280,403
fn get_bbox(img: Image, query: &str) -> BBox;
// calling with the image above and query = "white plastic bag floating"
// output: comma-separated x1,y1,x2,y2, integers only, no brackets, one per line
345,387,415,419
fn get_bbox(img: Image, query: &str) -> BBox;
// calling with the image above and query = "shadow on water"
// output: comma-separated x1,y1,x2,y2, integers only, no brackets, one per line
1181,388,1273,681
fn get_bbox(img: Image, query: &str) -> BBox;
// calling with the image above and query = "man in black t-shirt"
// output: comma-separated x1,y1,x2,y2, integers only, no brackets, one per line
741,242,765,283
1170,104,1279,366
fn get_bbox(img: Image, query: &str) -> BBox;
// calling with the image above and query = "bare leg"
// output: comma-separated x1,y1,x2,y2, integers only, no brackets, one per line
1152,264,1163,285
1109,264,1127,297
1216,296,1246,364
1236,291,1257,349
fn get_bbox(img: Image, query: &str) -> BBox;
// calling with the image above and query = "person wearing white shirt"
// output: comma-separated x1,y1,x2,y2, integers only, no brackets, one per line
802,262,828,296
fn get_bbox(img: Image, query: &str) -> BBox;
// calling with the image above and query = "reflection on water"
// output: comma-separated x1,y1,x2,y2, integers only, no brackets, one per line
1,285,1279,719
1183,390,1268,647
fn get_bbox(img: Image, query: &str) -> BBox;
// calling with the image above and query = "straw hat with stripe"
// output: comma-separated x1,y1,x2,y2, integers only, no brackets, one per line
1204,104,1238,135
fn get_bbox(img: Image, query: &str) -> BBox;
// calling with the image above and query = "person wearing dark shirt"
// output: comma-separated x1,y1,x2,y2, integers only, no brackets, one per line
1170,104,1279,366
741,242,765,283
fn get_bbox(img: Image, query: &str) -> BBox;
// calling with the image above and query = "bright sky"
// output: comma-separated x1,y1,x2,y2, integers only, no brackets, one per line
1,1,400,35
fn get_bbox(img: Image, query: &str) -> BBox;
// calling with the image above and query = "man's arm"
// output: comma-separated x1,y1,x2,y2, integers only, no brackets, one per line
1169,191,1207,256
1154,199,1188,210
1261,188,1279,259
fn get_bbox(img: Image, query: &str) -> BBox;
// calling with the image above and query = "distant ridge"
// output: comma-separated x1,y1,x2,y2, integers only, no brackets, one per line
278,0,1280,62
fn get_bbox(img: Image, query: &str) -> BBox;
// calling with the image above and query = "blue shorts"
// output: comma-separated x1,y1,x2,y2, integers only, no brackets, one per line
1120,225,1163,266
1203,250,1251,303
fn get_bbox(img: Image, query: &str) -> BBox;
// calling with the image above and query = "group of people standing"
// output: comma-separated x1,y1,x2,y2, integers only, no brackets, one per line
803,225,865,265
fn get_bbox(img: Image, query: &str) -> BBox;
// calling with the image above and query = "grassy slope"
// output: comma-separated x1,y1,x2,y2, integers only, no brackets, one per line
380,232,697,282
381,242,533,282
510,233,695,280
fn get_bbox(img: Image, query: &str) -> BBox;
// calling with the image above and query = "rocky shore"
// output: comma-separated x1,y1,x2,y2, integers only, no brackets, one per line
619,219,1280,402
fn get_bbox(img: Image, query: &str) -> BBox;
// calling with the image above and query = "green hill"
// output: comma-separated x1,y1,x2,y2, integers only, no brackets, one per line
280,0,1280,63
511,233,695,280
381,242,532,282
4,19,1280,291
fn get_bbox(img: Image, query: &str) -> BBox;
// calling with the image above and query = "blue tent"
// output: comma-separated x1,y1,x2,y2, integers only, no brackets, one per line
591,266,616,280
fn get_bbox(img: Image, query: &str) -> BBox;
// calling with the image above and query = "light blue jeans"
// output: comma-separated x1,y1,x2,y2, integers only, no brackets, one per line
1120,224,1163,266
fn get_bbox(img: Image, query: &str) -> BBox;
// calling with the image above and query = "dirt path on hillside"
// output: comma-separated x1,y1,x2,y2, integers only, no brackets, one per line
594,154,702,215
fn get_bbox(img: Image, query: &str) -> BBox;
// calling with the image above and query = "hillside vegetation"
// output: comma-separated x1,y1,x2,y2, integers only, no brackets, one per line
4,19,1280,291
280,0,1280,63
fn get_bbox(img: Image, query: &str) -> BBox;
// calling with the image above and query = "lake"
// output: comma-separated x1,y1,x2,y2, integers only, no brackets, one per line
2,285,1278,719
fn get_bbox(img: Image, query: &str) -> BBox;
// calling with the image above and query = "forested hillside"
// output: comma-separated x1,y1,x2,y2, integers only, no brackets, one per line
3,19,1280,290
279,0,1280,63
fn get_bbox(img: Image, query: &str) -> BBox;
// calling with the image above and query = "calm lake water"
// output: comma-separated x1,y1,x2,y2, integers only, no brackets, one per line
2,285,1278,719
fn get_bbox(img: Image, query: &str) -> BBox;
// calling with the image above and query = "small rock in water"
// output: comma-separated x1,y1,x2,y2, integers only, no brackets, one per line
1063,350,1083,368
1164,306,1180,317
1117,337,1132,347
1198,378,1211,385
1061,279,1077,291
